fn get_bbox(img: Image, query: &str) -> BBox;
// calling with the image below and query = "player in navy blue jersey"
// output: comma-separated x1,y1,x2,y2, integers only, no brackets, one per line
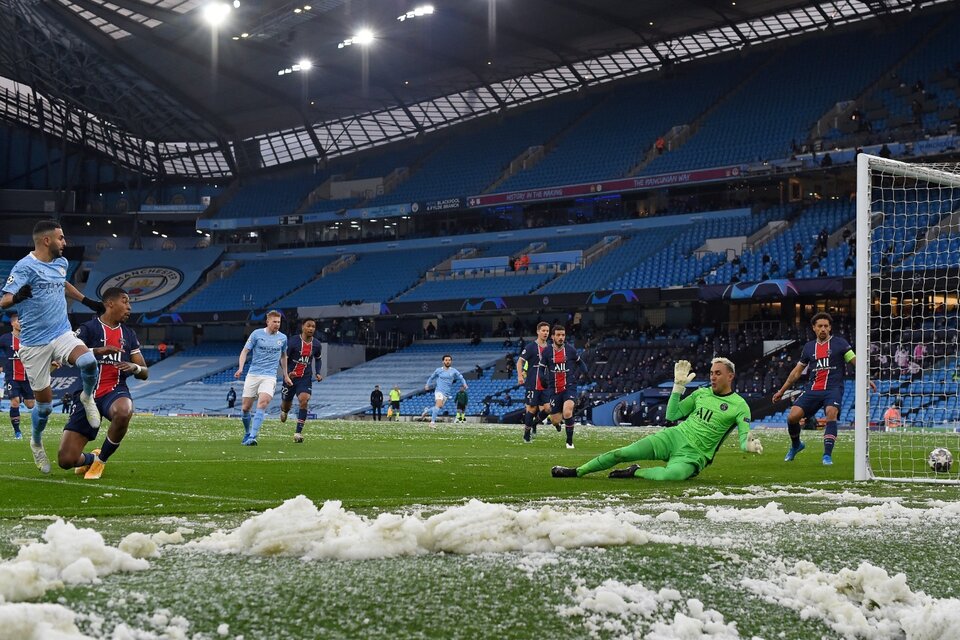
773,312,873,465
59,287,148,479
516,321,552,443
541,325,590,449
0,312,35,439
279,318,323,443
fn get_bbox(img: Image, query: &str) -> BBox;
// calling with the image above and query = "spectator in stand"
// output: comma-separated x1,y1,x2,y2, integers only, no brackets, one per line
821,153,833,168
226,386,236,409
794,249,804,271
879,144,892,159
770,259,780,275
883,401,902,431
158,341,167,360
894,345,910,371
519,254,530,270
655,137,665,154
914,343,927,365
474,364,483,378
817,228,829,252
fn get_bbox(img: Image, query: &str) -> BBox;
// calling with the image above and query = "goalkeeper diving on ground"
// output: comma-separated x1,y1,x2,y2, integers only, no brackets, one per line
552,357,762,480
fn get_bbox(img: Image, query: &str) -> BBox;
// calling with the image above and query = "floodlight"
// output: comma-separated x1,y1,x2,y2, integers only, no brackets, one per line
298,58,313,70
354,28,375,45
202,2,231,27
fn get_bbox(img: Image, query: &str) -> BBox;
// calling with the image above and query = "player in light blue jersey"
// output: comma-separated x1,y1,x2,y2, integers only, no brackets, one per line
424,354,467,428
0,220,105,474
235,310,292,445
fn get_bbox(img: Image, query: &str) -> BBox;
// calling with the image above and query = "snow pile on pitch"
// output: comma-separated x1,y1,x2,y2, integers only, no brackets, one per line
189,495,650,559
118,528,192,559
0,520,150,602
558,578,752,639
705,500,960,526
742,560,960,640
0,602,94,639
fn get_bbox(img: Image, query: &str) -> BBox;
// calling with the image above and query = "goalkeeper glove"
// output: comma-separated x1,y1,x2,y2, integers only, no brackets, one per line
746,432,763,455
11,284,32,304
672,359,695,394
81,297,106,314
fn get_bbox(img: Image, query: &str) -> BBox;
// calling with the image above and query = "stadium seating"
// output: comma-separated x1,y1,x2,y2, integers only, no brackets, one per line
641,21,931,176
395,273,555,303
364,97,594,206
176,257,332,312
274,246,454,307
215,170,331,219
496,59,756,191
309,340,514,418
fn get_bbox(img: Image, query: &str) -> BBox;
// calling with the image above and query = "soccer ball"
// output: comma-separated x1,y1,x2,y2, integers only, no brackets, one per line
927,447,953,473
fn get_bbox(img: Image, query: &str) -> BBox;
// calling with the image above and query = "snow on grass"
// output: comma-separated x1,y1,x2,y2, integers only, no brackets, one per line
558,577,757,640
705,500,960,526
188,495,653,559
0,520,149,602
0,602,93,639
742,560,960,639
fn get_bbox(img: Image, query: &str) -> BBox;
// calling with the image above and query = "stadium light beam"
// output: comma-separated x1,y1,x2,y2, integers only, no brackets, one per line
202,2,231,27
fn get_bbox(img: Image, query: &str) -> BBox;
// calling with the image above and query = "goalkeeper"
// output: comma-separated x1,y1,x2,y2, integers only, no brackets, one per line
552,357,762,480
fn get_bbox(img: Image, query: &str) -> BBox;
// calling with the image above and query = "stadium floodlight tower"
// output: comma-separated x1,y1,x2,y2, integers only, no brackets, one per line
855,153,960,483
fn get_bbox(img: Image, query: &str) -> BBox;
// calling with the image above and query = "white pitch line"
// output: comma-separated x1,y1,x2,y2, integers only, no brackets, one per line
0,473,278,506
0,454,528,466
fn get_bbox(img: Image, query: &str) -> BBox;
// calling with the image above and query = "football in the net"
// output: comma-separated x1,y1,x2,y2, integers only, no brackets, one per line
927,447,953,473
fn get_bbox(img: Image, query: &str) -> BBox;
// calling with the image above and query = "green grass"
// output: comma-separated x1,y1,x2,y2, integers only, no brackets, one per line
2,416,958,639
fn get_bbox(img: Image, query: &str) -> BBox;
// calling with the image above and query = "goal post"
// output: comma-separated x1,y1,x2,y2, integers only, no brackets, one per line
855,153,960,483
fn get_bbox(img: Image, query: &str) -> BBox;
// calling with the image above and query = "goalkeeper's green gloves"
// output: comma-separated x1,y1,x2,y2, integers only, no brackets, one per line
746,432,763,454
672,359,695,395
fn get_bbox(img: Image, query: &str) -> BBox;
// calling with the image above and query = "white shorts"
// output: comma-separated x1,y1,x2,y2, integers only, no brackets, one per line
434,391,448,405
19,331,86,392
243,374,277,399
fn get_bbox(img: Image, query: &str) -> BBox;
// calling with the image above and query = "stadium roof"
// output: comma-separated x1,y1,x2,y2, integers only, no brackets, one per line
0,0,954,178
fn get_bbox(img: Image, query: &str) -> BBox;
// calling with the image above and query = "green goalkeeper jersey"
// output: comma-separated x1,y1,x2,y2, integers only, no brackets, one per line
666,387,752,461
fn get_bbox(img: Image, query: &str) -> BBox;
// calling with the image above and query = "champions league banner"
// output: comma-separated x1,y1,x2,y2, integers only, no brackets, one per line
85,247,223,313
698,277,847,301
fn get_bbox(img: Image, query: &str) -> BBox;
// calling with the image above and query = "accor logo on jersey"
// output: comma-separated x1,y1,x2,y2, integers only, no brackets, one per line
98,267,184,303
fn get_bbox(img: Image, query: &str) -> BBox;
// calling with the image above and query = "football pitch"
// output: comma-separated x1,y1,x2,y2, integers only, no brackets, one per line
2,416,959,639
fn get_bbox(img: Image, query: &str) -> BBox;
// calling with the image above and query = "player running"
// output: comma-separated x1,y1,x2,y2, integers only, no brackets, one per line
552,358,762,480
0,220,105,474
424,355,467,428
235,310,292,445
279,317,323,443
517,321,551,443
772,312,873,465
0,312,35,440
541,325,590,448
59,288,148,479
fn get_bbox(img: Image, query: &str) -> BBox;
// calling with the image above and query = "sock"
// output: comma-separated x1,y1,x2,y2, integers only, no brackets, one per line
431,405,439,422
787,419,802,448
565,417,575,445
81,452,95,468
250,409,265,439
523,411,533,437
99,437,120,462
76,350,99,397
241,411,251,438
823,421,838,457
296,408,307,434
10,407,20,434
536,409,549,423
31,402,52,445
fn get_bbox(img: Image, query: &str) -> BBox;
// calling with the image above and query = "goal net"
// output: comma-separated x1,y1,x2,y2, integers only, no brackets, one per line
855,154,960,483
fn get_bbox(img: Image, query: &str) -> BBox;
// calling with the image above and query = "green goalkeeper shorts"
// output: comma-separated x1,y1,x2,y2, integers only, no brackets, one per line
645,427,709,473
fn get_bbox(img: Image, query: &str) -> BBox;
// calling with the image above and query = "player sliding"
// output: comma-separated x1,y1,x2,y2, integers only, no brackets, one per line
59,288,148,479
552,358,762,480
424,354,467,428
541,325,590,449
279,318,323,443
772,312,873,465
236,310,292,445
517,321,551,443
0,220,106,474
